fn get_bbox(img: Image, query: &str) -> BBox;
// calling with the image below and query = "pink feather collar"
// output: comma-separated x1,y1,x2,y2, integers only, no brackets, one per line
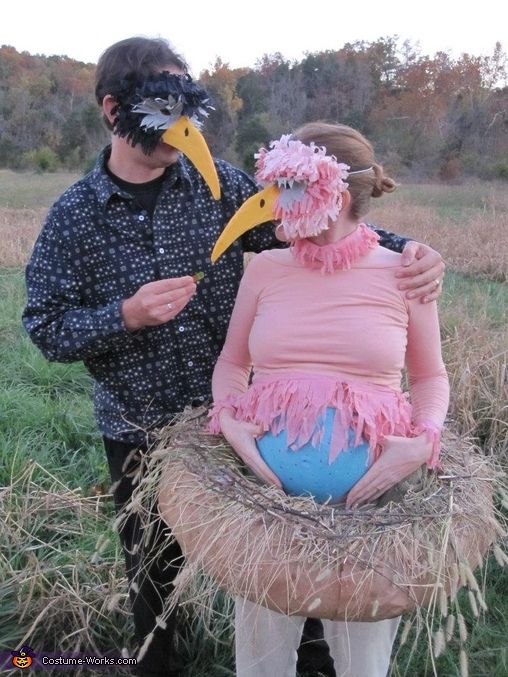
290,223,380,274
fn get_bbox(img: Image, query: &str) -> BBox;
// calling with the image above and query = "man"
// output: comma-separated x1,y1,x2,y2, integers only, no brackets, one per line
22,37,445,677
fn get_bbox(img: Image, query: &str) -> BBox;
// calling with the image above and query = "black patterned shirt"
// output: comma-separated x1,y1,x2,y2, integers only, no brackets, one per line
22,147,409,444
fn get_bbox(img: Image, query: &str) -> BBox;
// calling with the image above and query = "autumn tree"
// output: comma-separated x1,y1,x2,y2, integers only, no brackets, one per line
199,58,245,161
0,40,506,179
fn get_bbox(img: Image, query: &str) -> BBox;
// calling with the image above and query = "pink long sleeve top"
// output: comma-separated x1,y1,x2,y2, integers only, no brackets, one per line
209,225,450,468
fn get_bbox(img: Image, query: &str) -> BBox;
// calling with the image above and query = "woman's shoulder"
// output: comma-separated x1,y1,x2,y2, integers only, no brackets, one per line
247,248,295,269
242,249,293,287
357,244,403,269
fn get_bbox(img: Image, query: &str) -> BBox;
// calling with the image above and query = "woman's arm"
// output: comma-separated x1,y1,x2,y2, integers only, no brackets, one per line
209,260,282,488
346,299,449,508
405,297,450,464
210,279,258,405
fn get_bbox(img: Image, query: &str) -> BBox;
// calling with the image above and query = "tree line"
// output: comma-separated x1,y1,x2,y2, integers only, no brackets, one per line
1,38,507,180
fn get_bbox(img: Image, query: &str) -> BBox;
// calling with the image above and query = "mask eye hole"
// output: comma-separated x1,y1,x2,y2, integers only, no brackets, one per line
184,127,189,137
260,199,265,208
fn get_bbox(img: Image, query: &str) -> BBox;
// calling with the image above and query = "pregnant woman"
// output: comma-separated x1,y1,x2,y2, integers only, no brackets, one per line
208,122,450,677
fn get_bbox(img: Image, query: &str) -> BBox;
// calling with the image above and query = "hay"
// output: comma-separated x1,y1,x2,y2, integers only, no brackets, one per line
120,410,507,662
0,461,132,669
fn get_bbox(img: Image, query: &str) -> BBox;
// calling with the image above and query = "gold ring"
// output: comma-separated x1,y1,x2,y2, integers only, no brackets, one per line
433,278,440,289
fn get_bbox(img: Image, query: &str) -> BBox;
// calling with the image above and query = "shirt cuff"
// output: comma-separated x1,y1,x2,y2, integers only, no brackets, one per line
208,398,238,434
412,420,443,470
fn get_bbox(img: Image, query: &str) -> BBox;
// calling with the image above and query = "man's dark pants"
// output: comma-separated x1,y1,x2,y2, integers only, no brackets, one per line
104,437,335,677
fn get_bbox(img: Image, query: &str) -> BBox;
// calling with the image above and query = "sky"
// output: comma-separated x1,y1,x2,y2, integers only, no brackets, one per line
2,0,506,74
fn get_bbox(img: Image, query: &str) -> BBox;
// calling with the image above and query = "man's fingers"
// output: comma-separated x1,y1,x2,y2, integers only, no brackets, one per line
148,292,194,324
397,258,445,281
160,298,185,317
158,286,196,307
398,267,444,293
422,289,442,303
149,276,196,293
399,241,418,266
406,278,441,299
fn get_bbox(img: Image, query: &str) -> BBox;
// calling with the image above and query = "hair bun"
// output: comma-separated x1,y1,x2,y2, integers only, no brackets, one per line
372,164,396,197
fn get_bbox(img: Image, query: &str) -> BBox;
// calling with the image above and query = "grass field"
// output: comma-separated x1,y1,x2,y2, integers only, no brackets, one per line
0,173,507,676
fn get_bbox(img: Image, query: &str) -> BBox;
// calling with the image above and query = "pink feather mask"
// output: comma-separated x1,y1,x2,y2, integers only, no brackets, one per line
254,135,350,239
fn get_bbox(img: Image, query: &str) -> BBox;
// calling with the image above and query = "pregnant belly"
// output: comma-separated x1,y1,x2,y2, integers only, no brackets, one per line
256,407,370,503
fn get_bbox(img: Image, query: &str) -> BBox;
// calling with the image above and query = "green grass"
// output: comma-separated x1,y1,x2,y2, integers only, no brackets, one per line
441,271,508,329
0,272,104,491
394,182,508,223
0,170,80,209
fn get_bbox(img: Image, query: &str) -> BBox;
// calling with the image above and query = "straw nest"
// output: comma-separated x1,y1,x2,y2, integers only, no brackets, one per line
127,410,507,628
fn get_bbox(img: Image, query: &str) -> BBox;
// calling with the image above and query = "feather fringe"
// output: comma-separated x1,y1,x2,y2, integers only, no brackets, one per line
209,373,442,465
291,224,380,274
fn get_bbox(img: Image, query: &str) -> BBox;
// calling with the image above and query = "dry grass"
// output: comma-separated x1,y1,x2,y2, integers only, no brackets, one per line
442,319,507,458
370,182,508,282
0,462,132,672
0,169,79,269
0,208,47,268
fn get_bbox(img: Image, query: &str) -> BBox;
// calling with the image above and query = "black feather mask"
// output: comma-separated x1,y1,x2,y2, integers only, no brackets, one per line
112,72,213,154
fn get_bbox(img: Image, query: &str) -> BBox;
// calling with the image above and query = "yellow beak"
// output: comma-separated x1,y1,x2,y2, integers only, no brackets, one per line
211,184,280,262
162,116,220,200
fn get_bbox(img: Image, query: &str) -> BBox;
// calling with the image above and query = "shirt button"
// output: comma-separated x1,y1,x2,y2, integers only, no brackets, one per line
187,360,194,367
158,247,165,254
178,326,185,332
138,214,145,221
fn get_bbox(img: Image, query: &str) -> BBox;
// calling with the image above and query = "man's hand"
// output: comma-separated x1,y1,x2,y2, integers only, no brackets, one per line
345,433,431,509
219,410,283,489
121,276,196,331
397,242,445,303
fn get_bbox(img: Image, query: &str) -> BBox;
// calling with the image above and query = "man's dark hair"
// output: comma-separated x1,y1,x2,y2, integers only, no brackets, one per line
95,37,189,130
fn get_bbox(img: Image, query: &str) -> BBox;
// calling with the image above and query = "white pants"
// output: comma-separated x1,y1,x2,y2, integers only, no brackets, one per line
235,597,400,677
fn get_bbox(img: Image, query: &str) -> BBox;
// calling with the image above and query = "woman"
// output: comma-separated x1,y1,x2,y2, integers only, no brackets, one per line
208,122,450,677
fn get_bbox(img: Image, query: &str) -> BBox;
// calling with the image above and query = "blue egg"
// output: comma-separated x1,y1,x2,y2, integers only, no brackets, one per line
256,408,370,503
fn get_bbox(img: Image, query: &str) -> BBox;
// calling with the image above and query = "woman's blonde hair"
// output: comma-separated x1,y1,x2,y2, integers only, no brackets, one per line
292,122,396,219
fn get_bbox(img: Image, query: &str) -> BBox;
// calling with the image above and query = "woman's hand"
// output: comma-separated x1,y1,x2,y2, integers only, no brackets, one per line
219,410,283,489
345,433,432,509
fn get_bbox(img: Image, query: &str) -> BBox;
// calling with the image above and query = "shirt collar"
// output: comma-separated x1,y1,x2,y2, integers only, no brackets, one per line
89,145,193,210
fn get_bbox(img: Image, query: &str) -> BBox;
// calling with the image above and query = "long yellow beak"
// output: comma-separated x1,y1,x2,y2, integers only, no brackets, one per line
162,116,220,200
211,184,280,262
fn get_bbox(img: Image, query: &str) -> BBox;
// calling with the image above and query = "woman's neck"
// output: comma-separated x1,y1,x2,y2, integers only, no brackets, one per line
309,215,360,246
